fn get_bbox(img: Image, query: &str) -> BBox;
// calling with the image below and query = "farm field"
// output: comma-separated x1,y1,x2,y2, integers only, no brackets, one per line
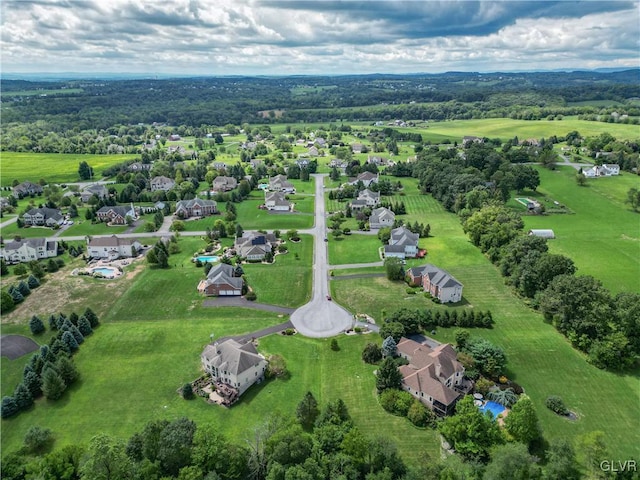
0,152,137,185
522,166,640,294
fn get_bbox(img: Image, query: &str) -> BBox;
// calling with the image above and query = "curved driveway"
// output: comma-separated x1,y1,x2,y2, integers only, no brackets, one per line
289,174,354,337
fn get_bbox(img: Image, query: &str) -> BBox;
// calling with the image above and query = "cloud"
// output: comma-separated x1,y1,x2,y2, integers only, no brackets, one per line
0,0,638,75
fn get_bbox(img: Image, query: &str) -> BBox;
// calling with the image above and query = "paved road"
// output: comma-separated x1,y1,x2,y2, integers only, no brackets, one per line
215,320,294,345
330,273,385,281
290,174,354,338
329,261,384,270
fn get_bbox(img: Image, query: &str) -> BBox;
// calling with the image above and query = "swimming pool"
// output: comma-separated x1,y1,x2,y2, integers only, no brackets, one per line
479,400,506,418
91,267,119,277
195,255,219,263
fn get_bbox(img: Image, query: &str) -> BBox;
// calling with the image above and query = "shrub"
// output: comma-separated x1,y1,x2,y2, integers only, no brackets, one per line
24,426,54,453
545,395,568,415
330,339,340,351
284,328,296,336
246,291,257,301
407,399,437,428
379,389,414,417
354,327,362,333
29,316,45,335
1,396,19,418
181,383,194,400
405,288,416,295
474,378,494,396
362,343,382,364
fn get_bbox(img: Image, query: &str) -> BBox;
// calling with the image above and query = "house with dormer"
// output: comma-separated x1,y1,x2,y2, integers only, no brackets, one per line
150,176,176,192
22,207,64,227
265,191,292,212
397,337,465,416
13,181,43,198
234,231,277,261
1,238,58,264
409,264,463,303
212,176,238,192
201,339,268,397
96,205,137,225
369,207,395,229
198,263,243,296
269,175,296,193
350,189,381,211
175,198,217,218
384,226,419,259
349,171,379,187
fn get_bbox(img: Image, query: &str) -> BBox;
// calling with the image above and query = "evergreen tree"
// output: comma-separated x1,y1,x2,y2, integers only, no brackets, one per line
29,315,45,335
23,369,42,398
41,368,67,400
1,290,14,312
1,396,19,418
56,356,80,386
381,336,397,357
47,258,59,273
376,357,403,393
84,307,99,328
27,274,40,289
0,258,8,276
69,324,84,344
78,316,93,336
13,383,34,410
296,391,320,430
69,312,79,326
48,314,58,330
61,331,79,352
10,288,24,304
362,343,382,364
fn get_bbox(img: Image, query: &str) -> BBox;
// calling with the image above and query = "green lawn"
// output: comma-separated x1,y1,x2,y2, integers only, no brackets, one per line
242,234,313,307
328,234,383,265
522,167,640,294
331,197,640,462
0,153,137,186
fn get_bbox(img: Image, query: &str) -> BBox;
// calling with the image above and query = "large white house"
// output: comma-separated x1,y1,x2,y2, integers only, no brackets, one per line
87,235,142,260
583,164,620,178
201,339,268,396
1,238,58,264
264,191,292,211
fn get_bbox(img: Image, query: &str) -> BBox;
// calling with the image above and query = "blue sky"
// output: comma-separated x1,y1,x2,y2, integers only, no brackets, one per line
1,0,638,75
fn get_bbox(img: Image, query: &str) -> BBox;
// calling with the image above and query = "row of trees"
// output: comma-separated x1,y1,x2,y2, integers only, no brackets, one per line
1,308,99,420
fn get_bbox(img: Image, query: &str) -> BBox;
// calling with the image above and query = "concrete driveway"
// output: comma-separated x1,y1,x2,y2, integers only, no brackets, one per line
290,174,353,338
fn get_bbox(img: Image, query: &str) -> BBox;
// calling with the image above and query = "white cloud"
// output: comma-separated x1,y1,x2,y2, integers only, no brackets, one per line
0,0,638,74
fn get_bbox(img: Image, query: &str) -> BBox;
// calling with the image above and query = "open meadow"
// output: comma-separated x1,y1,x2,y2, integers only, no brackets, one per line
0,152,138,186
521,166,640,294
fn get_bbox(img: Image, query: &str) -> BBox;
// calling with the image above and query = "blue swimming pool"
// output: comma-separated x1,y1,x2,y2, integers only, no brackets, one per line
480,400,506,418
92,267,118,276
195,255,219,263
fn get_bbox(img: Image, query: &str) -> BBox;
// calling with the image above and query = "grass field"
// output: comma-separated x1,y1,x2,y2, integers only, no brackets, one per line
522,167,640,294
331,215,640,462
328,234,383,265
0,153,138,186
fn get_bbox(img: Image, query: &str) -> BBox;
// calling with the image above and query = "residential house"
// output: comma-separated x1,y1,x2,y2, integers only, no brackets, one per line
462,136,484,147
212,162,227,170
212,176,238,192
307,146,319,157
367,155,388,166
269,175,296,193
127,162,152,172
384,226,419,259
150,176,176,192
369,207,395,229
397,337,465,416
235,231,277,261
13,181,43,198
80,184,109,202
528,229,555,239
198,263,243,296
264,191,292,211
420,264,463,303
314,137,327,148
201,339,268,397
329,159,348,172
1,238,58,264
295,158,310,168
22,207,64,227
96,205,137,225
350,189,381,211
351,143,364,154
349,172,379,187
583,164,620,178
175,198,217,218
168,134,181,141
87,235,142,260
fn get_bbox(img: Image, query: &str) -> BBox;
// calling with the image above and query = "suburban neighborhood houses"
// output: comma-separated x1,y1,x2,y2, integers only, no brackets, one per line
408,264,464,303
1,238,58,264
175,198,217,218
96,205,137,225
234,231,278,261
87,235,142,260
197,263,243,296
384,226,420,259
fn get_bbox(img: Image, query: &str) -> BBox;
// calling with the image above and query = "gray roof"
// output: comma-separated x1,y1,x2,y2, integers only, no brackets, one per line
422,264,462,289
528,229,555,239
88,235,139,247
24,207,63,221
370,207,394,224
384,245,406,253
97,206,133,217
176,198,217,209
390,226,419,247
202,339,264,376
3,237,57,252
204,263,243,290
265,191,290,207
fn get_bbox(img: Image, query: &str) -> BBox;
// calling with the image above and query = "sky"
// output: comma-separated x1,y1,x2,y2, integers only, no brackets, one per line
1,0,639,76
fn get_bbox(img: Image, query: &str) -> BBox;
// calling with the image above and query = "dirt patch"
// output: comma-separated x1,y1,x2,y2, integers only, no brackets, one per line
2,262,145,324
1,335,39,360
